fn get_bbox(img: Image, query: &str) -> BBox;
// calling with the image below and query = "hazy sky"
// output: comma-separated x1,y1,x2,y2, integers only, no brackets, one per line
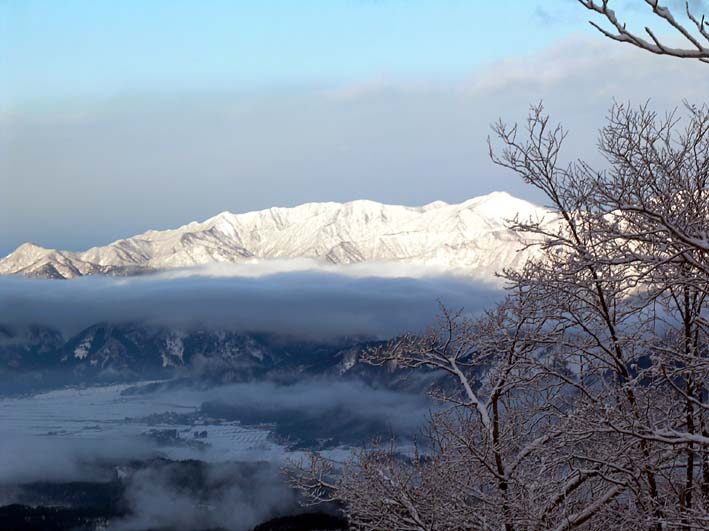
1,1,708,255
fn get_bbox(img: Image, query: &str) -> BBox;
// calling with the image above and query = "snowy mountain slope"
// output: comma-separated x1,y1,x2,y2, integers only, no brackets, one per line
0,322,381,386
0,192,553,280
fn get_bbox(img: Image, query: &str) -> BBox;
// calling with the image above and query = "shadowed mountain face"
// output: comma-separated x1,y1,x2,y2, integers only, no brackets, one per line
0,192,551,280
0,323,386,390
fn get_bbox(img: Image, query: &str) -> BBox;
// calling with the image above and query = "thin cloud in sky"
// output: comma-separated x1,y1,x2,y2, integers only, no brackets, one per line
2,14,707,256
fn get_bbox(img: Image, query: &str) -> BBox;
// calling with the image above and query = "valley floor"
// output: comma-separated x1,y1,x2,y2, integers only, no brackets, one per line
0,382,353,530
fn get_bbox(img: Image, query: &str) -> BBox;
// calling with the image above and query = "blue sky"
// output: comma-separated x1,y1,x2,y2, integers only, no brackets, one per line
1,0,587,110
0,1,706,255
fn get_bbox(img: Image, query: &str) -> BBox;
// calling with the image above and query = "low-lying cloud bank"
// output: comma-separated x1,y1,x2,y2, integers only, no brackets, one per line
0,264,501,338
155,259,474,280
198,378,430,430
116,461,299,531
0,436,155,485
0,436,301,531
193,378,433,447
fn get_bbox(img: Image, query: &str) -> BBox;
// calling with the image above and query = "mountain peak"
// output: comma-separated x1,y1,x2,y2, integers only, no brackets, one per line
12,242,50,254
465,190,527,206
422,200,448,211
3,242,54,263
463,191,541,219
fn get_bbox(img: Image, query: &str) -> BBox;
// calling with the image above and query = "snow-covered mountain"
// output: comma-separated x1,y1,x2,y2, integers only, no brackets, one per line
0,192,551,280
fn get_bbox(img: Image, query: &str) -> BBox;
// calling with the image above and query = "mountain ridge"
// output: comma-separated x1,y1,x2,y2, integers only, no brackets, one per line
0,191,552,280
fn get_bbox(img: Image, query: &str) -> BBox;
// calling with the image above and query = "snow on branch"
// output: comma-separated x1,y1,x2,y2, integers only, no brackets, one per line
579,0,709,62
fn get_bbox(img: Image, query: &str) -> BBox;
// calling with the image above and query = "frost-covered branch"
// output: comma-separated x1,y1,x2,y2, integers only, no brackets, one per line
579,0,709,62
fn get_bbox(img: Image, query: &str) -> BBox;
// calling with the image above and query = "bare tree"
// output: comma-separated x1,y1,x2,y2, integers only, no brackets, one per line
287,102,709,530
578,1,709,62
491,102,709,529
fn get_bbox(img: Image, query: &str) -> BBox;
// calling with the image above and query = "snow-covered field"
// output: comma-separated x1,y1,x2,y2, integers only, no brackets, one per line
0,383,289,463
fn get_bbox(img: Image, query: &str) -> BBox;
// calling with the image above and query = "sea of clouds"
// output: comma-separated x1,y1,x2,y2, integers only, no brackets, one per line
0,261,501,338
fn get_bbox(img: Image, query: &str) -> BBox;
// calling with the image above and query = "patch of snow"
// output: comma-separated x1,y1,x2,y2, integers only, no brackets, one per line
74,336,93,360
